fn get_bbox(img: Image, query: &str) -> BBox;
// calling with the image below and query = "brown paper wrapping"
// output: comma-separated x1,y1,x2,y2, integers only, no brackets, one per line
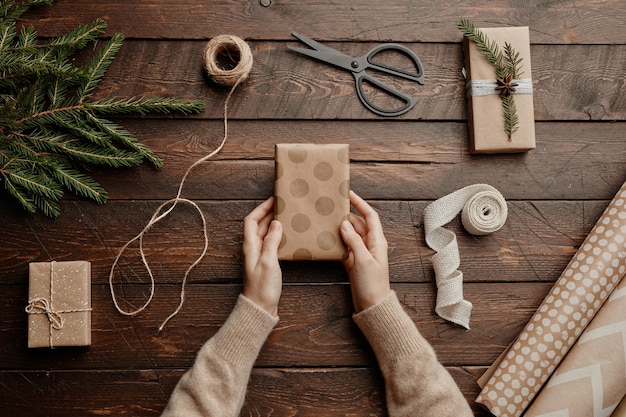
274,143,350,261
524,277,626,417
464,26,536,153
476,180,626,417
613,395,626,417
27,261,92,348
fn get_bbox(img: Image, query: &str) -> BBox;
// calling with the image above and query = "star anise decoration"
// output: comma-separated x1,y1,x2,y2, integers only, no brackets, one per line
495,76,519,97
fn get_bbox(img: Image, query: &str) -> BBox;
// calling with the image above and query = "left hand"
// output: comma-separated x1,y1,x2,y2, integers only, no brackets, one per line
242,197,283,316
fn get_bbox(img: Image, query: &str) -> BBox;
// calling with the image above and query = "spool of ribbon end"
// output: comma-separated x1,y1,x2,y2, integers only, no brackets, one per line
460,188,508,236
423,184,508,329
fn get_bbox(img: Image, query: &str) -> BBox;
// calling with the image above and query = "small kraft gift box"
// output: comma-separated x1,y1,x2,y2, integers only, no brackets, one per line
26,261,92,348
463,26,536,153
274,143,350,261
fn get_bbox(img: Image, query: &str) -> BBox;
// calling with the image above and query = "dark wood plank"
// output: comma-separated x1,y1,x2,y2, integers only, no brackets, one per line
0,200,609,285
3,1,624,416
106,119,626,164
1,282,552,369
0,366,490,416
79,120,626,201
20,0,626,44
83,40,626,121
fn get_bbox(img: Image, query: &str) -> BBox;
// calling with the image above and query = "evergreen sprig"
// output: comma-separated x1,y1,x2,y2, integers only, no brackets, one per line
0,0,205,217
457,18,523,140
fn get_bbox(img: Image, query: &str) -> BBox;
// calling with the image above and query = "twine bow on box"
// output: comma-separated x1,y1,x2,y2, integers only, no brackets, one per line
25,261,92,348
25,297,65,330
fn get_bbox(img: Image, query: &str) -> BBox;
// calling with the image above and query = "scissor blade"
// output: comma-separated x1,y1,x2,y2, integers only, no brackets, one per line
287,45,354,71
290,32,336,54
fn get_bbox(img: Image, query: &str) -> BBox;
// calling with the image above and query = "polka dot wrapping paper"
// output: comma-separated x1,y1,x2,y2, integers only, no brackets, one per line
26,261,92,348
476,180,626,417
274,144,350,261
523,277,626,417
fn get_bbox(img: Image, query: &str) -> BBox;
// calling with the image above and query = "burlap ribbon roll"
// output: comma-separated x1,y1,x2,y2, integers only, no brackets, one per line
423,184,507,329
476,180,626,417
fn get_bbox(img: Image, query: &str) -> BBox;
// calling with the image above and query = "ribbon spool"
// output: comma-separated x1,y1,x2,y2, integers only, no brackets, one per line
423,184,508,329
203,34,253,87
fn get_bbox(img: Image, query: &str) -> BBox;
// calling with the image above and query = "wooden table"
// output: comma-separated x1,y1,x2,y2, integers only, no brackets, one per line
2,1,625,415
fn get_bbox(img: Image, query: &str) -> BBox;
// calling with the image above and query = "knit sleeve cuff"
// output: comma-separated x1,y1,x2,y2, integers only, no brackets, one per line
208,294,279,367
353,291,436,364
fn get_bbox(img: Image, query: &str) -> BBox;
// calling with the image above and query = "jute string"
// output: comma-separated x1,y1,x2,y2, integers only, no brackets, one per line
25,261,92,347
423,184,507,329
109,35,253,332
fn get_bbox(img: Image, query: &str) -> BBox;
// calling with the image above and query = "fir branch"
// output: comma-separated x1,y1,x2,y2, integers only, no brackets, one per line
1,1,53,24
32,193,60,217
77,32,124,101
0,0,205,217
13,129,141,167
89,97,206,115
502,95,520,139
0,20,15,49
503,42,523,79
457,18,506,79
2,164,62,200
82,112,162,167
49,162,107,203
1,171,37,213
48,18,106,52
458,18,524,140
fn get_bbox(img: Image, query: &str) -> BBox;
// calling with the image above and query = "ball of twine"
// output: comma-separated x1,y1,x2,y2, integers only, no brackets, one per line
203,34,253,86
110,35,254,333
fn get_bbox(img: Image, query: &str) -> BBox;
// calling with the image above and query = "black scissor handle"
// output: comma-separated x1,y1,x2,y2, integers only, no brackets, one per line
354,72,418,117
365,43,425,84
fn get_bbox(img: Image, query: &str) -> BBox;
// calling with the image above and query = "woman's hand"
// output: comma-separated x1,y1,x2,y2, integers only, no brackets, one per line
339,191,391,313
242,197,283,316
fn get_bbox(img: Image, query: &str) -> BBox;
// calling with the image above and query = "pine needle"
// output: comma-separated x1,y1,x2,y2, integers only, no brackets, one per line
457,18,523,141
0,0,205,217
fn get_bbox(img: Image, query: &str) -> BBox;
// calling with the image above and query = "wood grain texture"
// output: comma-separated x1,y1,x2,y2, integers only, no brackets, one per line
0,366,486,416
19,0,626,44
81,40,626,121
1,282,549,370
2,1,626,416
0,200,608,285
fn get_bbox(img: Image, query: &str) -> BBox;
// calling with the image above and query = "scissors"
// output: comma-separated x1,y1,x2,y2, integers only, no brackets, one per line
287,32,424,117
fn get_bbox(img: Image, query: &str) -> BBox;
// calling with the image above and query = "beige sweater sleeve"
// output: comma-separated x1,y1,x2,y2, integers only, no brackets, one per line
353,291,473,417
160,294,278,417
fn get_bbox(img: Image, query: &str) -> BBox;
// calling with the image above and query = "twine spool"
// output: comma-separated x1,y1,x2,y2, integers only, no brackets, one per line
110,35,253,332
203,34,253,87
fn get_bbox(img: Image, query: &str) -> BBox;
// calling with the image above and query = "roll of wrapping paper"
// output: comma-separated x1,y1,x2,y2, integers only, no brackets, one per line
524,275,626,417
613,395,626,416
476,180,626,417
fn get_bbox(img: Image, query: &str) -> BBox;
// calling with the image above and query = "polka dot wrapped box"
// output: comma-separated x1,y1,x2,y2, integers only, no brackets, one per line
274,143,350,261
26,261,92,348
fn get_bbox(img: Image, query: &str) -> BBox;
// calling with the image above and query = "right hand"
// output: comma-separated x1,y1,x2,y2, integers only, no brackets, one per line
339,191,391,313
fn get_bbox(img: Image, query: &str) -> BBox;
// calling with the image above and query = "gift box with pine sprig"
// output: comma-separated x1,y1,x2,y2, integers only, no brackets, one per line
458,19,536,154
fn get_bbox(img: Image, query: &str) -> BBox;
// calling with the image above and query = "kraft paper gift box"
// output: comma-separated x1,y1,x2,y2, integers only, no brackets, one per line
274,143,350,261
463,26,536,153
26,261,92,348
